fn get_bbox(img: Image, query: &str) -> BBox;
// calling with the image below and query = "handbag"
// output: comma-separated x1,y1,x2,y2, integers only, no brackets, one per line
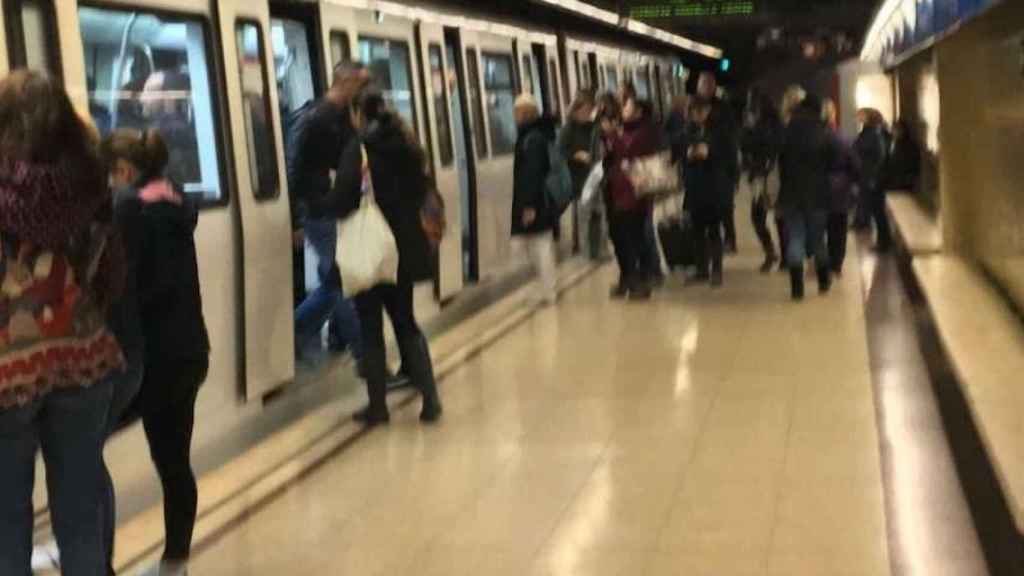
336,145,399,298
420,185,447,249
580,162,604,207
627,150,680,198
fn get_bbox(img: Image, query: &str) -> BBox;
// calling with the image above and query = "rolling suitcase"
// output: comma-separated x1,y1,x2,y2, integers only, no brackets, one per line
658,216,695,270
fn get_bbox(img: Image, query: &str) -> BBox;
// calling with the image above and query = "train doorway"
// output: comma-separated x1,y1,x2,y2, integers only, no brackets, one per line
444,28,479,285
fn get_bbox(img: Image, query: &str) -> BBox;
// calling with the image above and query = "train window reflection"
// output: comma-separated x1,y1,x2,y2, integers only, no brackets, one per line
465,48,488,159
236,21,280,200
636,67,650,100
428,44,453,167
271,18,316,116
482,52,516,156
358,37,417,135
4,0,61,78
79,7,226,203
606,66,618,92
548,58,561,119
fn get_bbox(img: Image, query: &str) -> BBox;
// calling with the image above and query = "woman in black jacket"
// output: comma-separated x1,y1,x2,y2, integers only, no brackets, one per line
103,128,211,576
329,91,441,425
777,94,839,300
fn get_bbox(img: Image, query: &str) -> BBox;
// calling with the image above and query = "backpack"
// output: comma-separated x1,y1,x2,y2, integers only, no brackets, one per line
545,139,573,216
283,100,317,191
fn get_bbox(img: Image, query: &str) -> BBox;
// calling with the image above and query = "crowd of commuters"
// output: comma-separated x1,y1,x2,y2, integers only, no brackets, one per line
0,52,923,575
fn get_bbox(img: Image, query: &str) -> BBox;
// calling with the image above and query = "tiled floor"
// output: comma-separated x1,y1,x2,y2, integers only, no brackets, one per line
187,238,891,575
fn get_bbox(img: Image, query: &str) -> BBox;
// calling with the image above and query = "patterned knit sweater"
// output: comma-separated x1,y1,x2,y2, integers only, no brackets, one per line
0,157,124,408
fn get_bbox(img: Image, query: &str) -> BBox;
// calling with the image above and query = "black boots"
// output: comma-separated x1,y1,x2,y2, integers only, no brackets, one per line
353,347,390,425
790,267,805,301
817,266,832,294
399,335,443,423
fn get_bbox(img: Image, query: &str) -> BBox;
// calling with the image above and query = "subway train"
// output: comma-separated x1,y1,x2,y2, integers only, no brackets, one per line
0,0,716,536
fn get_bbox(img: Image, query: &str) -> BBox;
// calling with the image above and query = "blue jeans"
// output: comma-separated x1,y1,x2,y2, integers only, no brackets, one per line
783,209,828,270
294,218,363,358
0,378,114,576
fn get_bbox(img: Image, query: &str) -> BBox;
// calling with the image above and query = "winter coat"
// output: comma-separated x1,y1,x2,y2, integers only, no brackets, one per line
0,157,125,408
557,120,598,199
741,115,782,179
285,100,356,229
709,99,741,195
826,130,862,214
512,116,559,236
665,110,688,165
884,137,921,191
683,121,733,216
603,117,662,213
134,180,210,363
854,125,887,193
778,109,839,213
331,113,435,284
108,188,145,364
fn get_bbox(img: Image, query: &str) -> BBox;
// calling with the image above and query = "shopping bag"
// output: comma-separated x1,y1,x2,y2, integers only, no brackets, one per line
627,151,680,198
580,162,604,207
337,145,399,298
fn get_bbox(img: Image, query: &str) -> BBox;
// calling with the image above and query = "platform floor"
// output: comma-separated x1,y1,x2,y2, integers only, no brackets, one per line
184,235,895,575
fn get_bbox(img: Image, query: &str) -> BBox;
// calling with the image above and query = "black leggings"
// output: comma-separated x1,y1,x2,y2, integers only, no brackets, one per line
827,212,849,273
607,209,650,283
138,355,208,562
354,280,423,351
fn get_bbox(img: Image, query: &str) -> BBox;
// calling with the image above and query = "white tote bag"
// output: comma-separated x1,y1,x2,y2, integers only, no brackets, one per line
337,145,399,298
580,162,604,207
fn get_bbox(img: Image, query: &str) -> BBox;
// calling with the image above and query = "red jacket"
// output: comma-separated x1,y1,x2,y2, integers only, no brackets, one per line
603,118,661,212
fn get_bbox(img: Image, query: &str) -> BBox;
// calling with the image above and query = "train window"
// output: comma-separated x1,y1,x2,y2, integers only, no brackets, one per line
521,54,535,95
482,52,516,156
236,21,280,200
579,59,590,90
358,37,417,135
636,67,650,100
272,18,317,116
465,48,488,159
330,31,350,67
4,0,61,78
606,66,618,92
79,7,227,204
548,58,561,119
428,44,453,167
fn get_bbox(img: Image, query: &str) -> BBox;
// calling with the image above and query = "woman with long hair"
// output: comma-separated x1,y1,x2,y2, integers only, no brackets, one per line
102,128,210,576
0,70,125,575
327,91,442,425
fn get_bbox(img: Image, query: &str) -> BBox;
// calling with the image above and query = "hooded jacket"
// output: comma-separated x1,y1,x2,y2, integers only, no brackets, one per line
329,113,435,284
0,157,124,407
512,115,559,236
133,180,210,362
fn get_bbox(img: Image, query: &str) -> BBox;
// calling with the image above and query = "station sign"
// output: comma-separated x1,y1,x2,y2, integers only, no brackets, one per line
630,0,756,19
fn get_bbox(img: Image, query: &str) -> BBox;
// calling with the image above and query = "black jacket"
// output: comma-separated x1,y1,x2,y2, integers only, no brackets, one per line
330,114,435,284
854,125,888,192
285,100,355,229
108,189,145,363
885,137,921,191
683,122,733,215
709,99,740,194
778,109,839,213
557,120,598,198
135,190,210,362
512,116,558,236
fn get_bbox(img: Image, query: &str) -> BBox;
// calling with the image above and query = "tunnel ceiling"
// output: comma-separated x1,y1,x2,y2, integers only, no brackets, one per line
586,0,879,83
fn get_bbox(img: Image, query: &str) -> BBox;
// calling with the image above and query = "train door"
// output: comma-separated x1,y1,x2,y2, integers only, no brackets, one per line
444,32,478,285
519,45,542,112
418,21,464,300
459,29,518,280
219,0,294,397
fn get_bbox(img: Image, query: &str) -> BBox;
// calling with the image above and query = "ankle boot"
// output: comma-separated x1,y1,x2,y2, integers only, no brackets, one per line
789,267,805,301
817,266,832,294
353,347,390,425
399,335,443,423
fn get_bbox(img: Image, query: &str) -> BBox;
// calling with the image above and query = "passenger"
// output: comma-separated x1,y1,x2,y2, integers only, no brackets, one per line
665,93,690,165
883,119,922,191
695,71,740,255
777,93,839,300
852,109,891,250
328,91,442,424
286,59,370,369
0,70,125,576
102,128,211,576
604,98,660,300
512,93,560,306
776,85,808,272
140,71,201,186
822,99,861,277
741,92,783,273
558,90,599,202
617,83,663,281
683,98,729,288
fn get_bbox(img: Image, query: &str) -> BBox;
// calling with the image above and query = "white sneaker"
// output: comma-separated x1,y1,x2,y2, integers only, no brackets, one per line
137,560,188,576
31,541,60,572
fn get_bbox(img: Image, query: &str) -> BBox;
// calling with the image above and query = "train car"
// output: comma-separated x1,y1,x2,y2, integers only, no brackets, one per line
0,0,717,529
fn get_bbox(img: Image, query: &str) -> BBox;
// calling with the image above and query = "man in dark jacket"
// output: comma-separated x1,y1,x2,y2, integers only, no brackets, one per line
684,98,731,287
287,59,370,364
778,94,839,300
696,71,740,254
512,93,559,305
